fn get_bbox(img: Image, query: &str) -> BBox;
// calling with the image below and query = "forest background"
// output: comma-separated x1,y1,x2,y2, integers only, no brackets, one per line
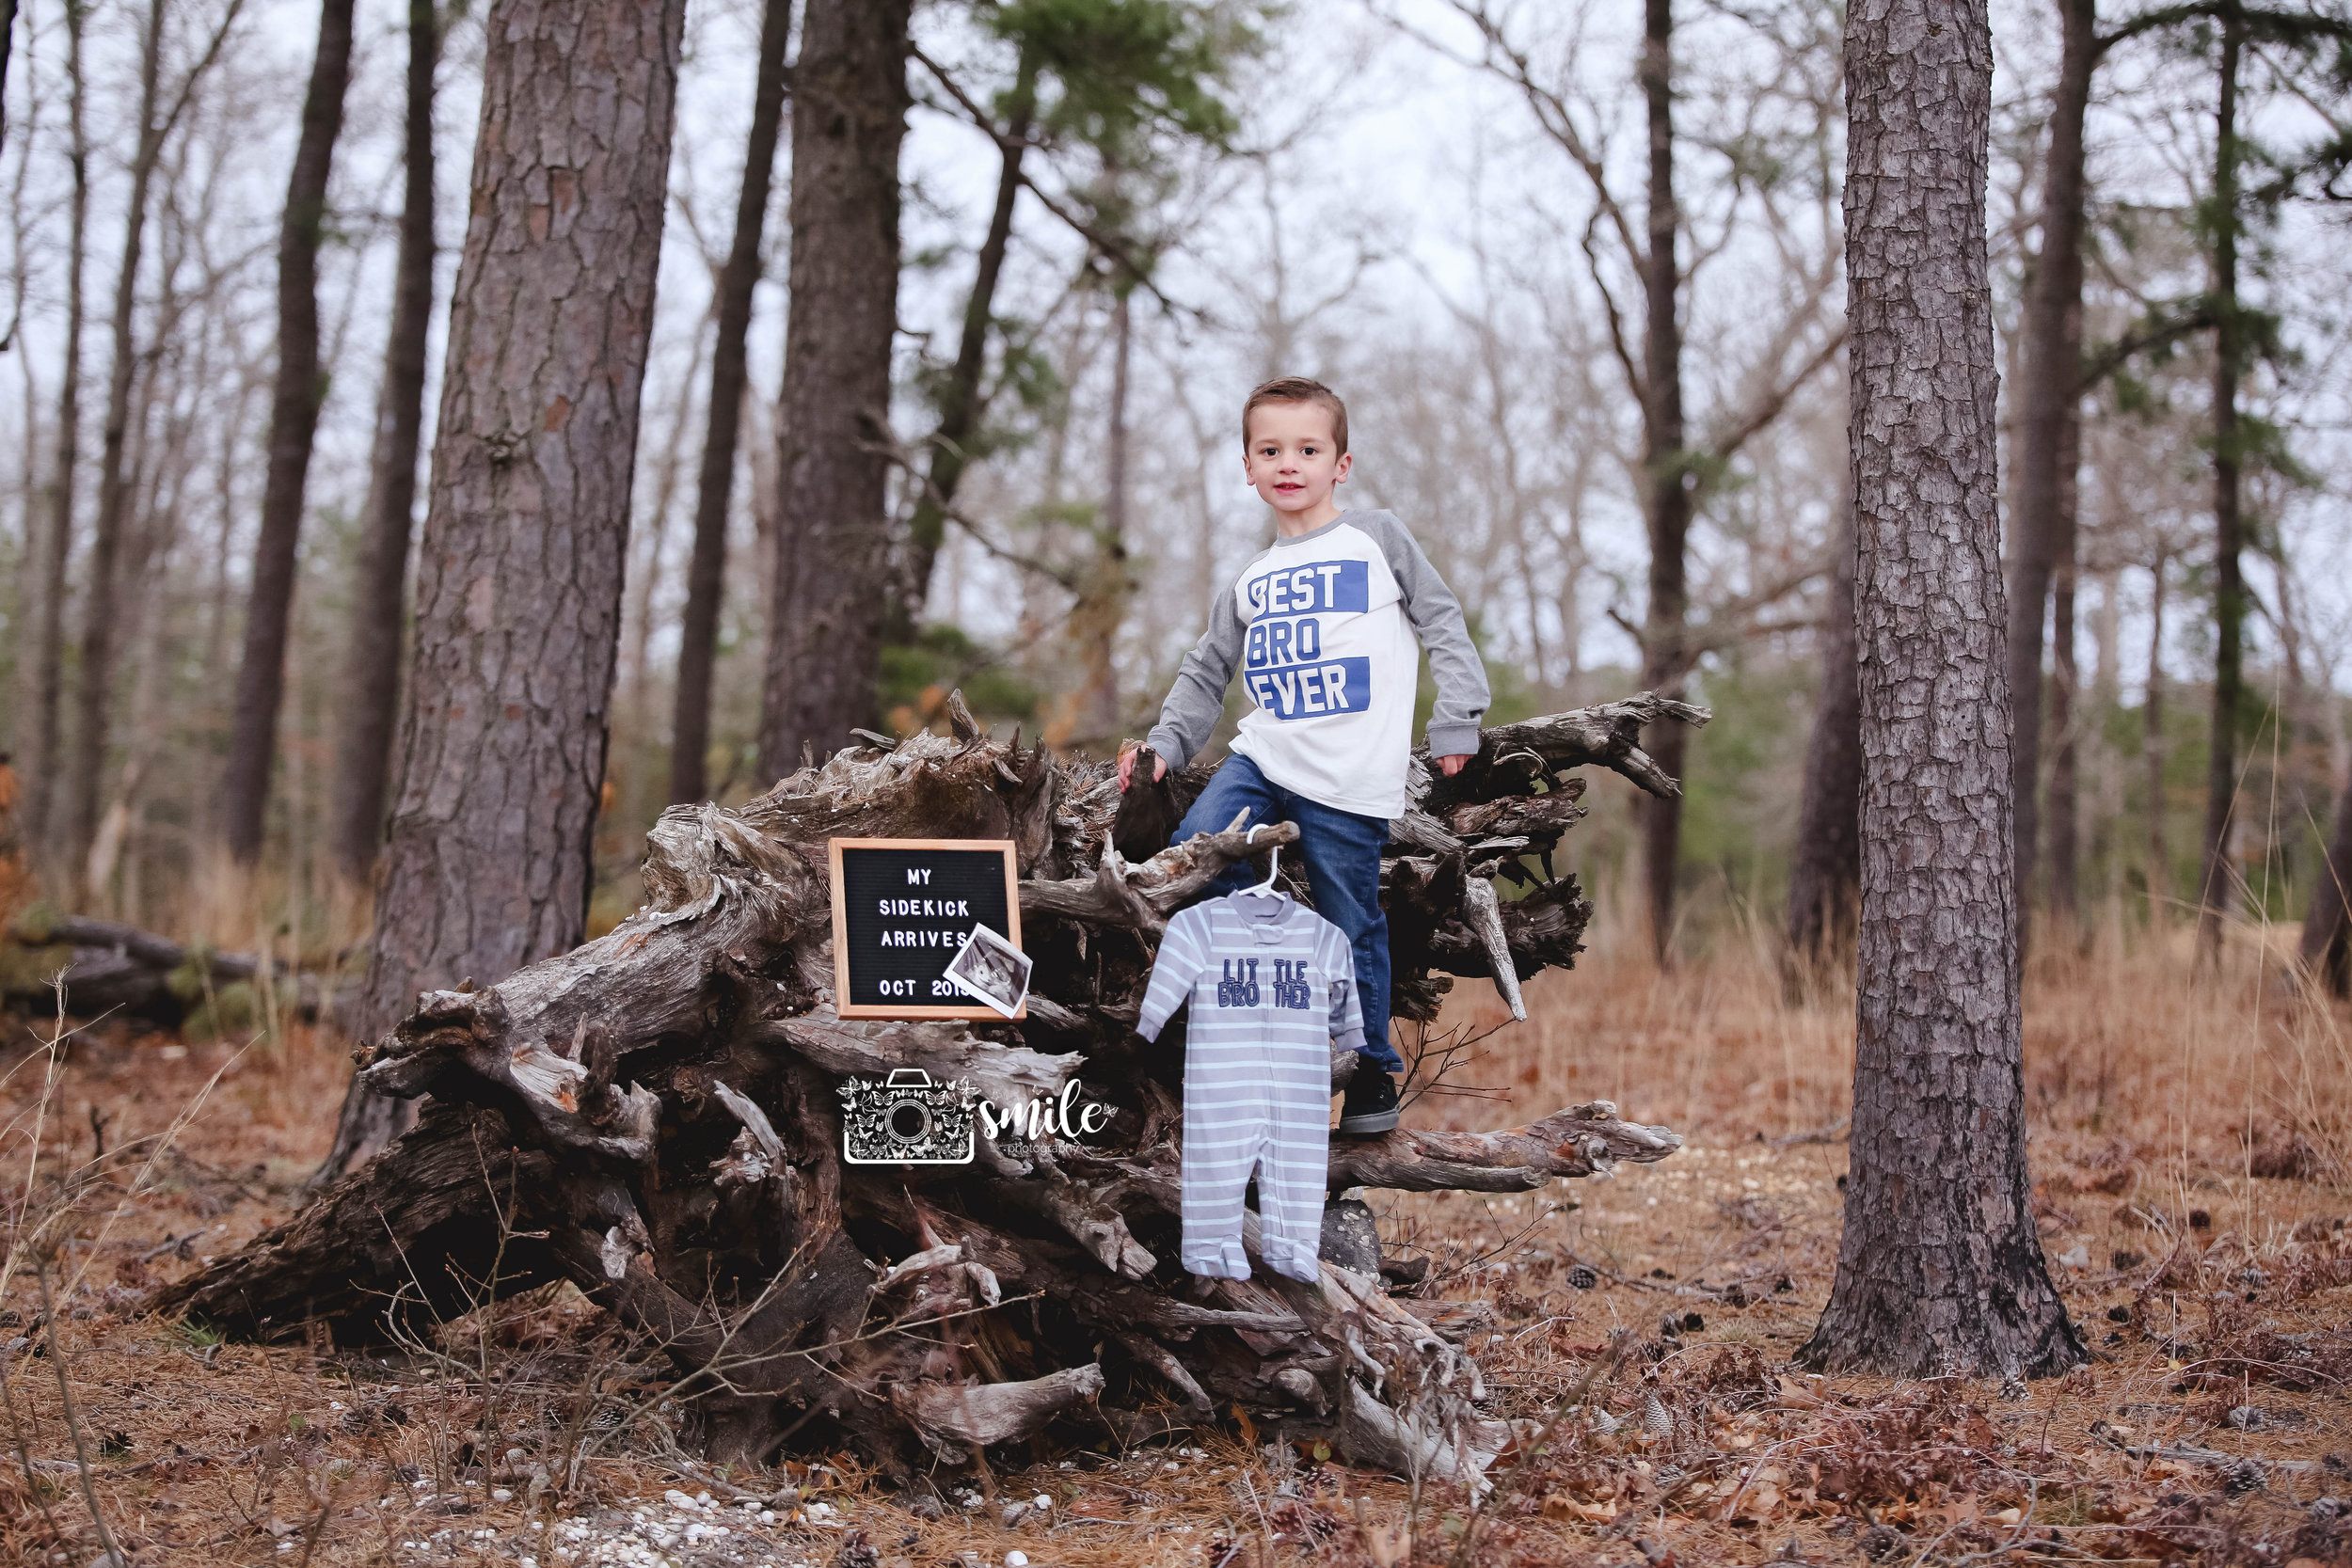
0,0,2347,971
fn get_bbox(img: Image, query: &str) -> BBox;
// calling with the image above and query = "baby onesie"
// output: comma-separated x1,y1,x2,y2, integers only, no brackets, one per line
1136,893,1363,1282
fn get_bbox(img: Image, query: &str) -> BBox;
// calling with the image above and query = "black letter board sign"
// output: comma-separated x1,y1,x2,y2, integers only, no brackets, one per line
828,838,1025,1020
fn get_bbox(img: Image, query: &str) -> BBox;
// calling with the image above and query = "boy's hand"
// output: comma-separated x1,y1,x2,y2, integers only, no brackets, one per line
1117,742,1168,791
1436,753,1472,777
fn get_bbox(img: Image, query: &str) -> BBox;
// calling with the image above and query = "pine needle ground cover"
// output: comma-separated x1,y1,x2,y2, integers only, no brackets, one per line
0,934,2344,1568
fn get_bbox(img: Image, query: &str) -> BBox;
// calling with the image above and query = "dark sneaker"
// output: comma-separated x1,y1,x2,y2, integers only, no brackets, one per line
1337,1069,1400,1135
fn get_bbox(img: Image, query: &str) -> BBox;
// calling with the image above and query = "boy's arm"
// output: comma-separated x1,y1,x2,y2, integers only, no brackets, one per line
1143,583,1248,769
1362,513,1491,758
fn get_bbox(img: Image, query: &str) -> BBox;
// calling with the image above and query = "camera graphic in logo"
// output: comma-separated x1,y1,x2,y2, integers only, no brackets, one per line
839,1069,977,1165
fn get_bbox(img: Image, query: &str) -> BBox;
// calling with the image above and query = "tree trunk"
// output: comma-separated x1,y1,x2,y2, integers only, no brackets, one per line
1637,0,1692,966
756,0,912,780
0,3,15,159
63,0,167,873
1076,285,1133,744
167,691,1701,1478
619,314,707,745
328,0,438,883
898,48,1038,627
2145,548,2169,924
1801,0,2083,1380
2301,760,2352,995
2004,0,2095,951
219,0,357,863
2046,390,2082,930
1783,491,1861,980
314,0,689,1185
2196,20,2245,968
17,0,87,865
669,0,791,808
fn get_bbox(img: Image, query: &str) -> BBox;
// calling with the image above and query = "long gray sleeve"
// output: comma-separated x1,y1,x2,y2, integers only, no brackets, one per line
1144,584,1246,768
1325,926,1364,1055
1357,512,1490,757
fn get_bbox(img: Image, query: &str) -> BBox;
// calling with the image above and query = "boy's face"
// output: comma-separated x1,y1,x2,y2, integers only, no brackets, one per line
1243,401,1350,522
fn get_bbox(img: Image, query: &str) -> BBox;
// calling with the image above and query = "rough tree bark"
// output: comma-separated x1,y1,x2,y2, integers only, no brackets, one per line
17,0,87,863
220,0,358,863
2300,763,2352,996
164,692,1701,1478
1801,0,2084,1380
1783,492,1861,980
328,0,439,882
756,0,912,781
669,0,791,808
2196,19,2245,968
314,0,689,1184
1637,0,1694,967
2004,0,2094,947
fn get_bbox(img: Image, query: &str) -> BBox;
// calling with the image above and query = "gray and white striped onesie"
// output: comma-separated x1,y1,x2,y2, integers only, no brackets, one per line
1137,894,1364,1283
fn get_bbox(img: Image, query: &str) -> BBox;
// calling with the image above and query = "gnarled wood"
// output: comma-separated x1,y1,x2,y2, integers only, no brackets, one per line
164,693,1700,1481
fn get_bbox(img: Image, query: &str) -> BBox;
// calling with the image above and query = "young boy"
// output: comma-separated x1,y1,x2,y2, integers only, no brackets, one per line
1119,376,1488,1134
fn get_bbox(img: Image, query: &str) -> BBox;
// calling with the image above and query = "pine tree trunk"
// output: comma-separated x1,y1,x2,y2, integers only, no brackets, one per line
0,4,15,159
64,0,167,874
219,0,357,863
1783,493,1861,976
315,0,688,1184
669,0,791,808
1801,0,2083,1380
328,0,439,882
2300,762,2352,996
898,49,1037,627
2047,388,2082,929
1637,0,1692,966
756,0,912,780
2196,21,2245,968
17,0,87,865
1076,286,1132,744
2005,0,2095,950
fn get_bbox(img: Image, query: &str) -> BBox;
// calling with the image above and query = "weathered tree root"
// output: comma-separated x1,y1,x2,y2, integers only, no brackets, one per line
156,691,1702,1479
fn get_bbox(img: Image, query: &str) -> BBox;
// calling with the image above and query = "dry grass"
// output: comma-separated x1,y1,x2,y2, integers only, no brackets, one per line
0,912,2344,1567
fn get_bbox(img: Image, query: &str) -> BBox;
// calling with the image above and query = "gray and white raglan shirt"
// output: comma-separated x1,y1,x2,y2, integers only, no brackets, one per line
1144,509,1490,821
1136,894,1363,1283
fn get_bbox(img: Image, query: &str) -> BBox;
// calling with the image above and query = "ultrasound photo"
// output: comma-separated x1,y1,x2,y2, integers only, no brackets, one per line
944,923,1031,1017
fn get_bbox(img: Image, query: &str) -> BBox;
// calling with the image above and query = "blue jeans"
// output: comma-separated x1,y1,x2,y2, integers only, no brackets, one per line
1170,752,1402,1074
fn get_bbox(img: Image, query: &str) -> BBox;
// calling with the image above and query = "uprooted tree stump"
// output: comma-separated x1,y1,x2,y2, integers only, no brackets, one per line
157,691,1704,1481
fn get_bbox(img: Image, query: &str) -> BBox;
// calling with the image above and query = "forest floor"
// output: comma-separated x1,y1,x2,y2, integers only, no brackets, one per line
0,923,2345,1568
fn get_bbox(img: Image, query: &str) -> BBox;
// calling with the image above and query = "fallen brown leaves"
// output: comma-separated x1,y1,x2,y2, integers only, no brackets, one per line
0,941,2344,1565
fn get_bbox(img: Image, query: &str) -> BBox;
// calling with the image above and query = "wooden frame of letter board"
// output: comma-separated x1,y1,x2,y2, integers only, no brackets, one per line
828,837,1025,1021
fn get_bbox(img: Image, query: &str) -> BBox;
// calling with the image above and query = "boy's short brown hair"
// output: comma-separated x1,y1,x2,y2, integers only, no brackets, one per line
1242,375,1348,454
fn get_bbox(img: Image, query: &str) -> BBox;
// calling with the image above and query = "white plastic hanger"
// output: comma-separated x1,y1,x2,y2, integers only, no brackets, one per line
1239,824,1289,900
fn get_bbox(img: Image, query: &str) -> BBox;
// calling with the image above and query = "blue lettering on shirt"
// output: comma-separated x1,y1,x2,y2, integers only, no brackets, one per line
1216,958,1261,1007
1244,657,1373,721
1245,616,1325,668
1270,959,1313,1010
1242,559,1368,618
